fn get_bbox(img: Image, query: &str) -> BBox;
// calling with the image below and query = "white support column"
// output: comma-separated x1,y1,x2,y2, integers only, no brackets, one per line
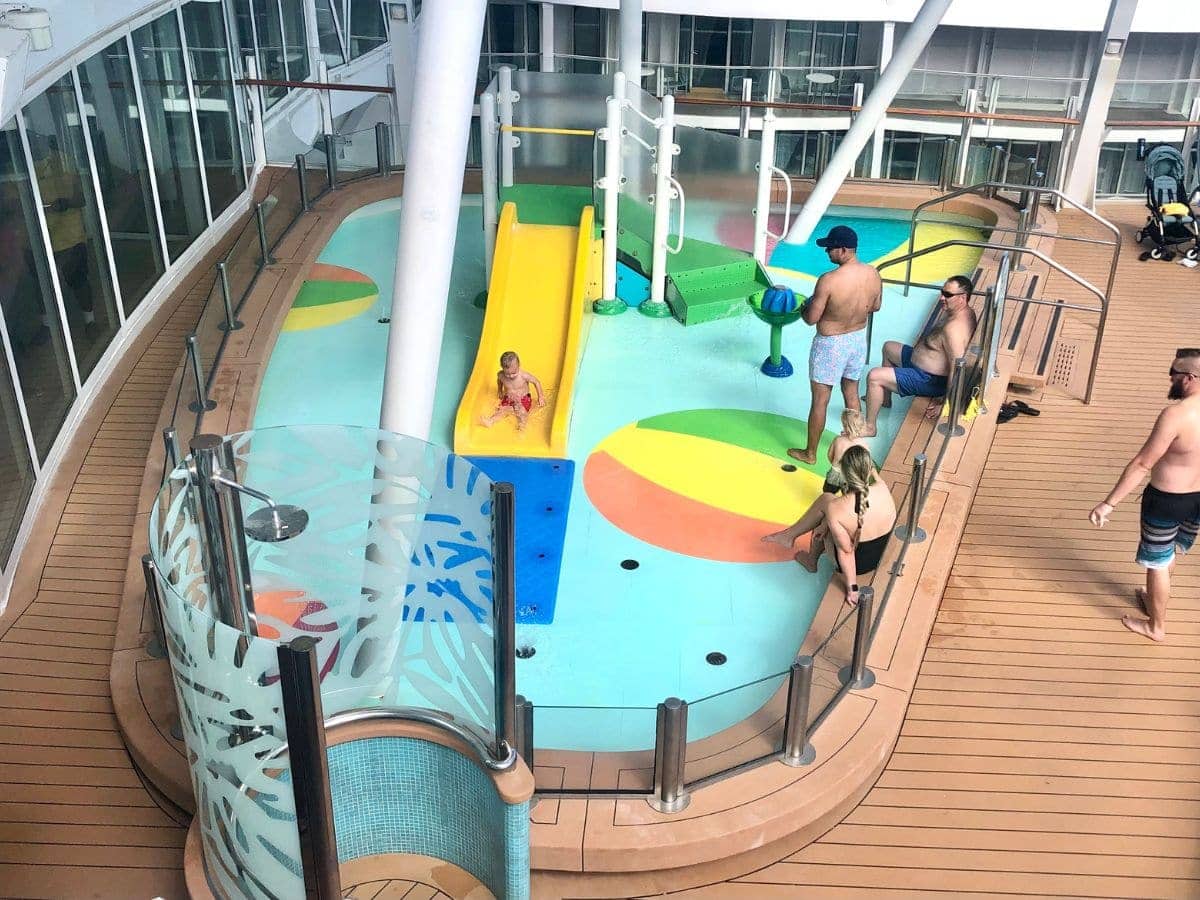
618,0,643,87
786,0,952,245
480,90,499,284
754,108,778,266
738,77,752,138
642,93,674,317
317,59,334,135
1063,0,1137,208
379,0,488,439
1182,96,1200,189
870,21,895,179
497,65,516,188
540,2,554,73
595,72,627,315
954,87,978,185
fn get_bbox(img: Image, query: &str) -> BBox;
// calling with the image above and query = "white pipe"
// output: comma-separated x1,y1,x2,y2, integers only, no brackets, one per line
784,0,952,246
649,93,674,307
618,0,643,86
753,109,777,266
379,0,488,439
540,2,554,73
480,91,499,284
869,22,894,179
601,73,627,302
498,65,515,188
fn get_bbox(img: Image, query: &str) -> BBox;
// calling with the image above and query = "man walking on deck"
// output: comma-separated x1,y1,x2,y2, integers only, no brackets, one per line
788,225,881,465
1090,348,1200,641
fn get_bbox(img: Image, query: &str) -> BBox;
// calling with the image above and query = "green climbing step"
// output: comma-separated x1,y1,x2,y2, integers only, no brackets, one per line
666,257,774,326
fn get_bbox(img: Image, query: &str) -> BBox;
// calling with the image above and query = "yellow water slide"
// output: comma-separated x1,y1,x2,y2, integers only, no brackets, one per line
454,202,600,457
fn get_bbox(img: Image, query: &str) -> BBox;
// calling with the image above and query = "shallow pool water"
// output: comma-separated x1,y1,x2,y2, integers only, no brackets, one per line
255,195,978,750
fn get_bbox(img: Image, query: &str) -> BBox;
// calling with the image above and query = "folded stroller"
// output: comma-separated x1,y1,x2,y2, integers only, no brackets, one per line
1135,145,1200,262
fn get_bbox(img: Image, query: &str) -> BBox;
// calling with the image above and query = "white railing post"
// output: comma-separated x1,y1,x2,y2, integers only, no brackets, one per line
954,87,978,185
642,93,675,318
754,108,778,266
498,65,516,188
245,56,267,176
739,77,753,138
595,72,627,315
480,90,499,284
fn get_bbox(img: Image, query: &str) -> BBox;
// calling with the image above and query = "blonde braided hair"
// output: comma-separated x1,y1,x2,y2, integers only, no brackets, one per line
838,445,876,545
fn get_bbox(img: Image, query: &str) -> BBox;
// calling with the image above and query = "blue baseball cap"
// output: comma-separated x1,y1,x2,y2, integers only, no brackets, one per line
815,225,858,250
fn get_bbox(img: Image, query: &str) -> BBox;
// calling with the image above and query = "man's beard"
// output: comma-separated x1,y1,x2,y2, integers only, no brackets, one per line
1169,381,1185,400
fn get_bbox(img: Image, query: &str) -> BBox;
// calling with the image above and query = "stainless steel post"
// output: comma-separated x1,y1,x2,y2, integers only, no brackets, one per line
375,121,389,176
987,145,1003,198
163,426,181,470
937,356,968,437
781,657,815,766
939,138,956,190
141,554,168,659
185,335,216,413
295,153,310,210
1014,204,1030,272
217,262,243,332
277,637,342,900
189,435,256,654
491,482,517,760
217,438,258,634
815,132,831,180
255,202,273,266
324,133,337,190
513,694,534,768
894,454,928,542
840,587,876,690
649,697,689,813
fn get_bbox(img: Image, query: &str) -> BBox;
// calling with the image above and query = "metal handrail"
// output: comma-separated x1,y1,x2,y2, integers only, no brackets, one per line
667,175,686,254
766,165,793,239
881,238,1109,403
326,707,518,771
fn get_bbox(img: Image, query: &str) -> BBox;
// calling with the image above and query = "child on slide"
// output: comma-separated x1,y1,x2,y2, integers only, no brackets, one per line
481,350,545,431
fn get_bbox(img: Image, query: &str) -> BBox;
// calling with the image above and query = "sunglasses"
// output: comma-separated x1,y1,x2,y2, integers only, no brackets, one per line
939,289,966,298
1169,368,1197,379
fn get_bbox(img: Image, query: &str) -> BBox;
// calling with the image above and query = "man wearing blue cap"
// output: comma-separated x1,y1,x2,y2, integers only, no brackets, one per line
787,224,882,465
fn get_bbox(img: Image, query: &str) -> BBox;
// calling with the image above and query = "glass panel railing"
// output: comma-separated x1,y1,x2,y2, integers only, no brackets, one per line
191,277,226,389
530,704,658,794
683,670,789,786
809,604,858,730
261,167,305,252
152,553,301,899
151,424,501,737
223,215,263,314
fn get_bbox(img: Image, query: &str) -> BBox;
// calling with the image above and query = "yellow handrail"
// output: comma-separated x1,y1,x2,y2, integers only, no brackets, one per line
499,125,595,136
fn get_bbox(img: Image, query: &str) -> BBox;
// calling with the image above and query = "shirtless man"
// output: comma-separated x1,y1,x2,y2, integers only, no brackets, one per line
481,350,544,430
1089,348,1200,641
861,275,976,438
787,226,881,465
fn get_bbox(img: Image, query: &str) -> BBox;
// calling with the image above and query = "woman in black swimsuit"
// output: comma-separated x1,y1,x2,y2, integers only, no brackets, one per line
762,445,897,606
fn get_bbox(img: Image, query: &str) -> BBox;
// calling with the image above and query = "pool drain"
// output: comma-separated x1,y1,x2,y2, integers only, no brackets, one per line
377,316,390,324
706,652,727,666
516,646,536,659
620,559,639,570
781,463,797,472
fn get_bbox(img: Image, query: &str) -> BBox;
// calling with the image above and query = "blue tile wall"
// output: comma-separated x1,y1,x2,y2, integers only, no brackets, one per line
327,737,530,899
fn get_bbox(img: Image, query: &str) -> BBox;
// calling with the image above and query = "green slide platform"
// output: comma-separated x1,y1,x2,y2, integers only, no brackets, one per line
616,196,772,326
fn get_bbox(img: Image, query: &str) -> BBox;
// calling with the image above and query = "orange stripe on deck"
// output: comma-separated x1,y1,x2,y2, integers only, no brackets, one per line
307,262,375,283
583,450,811,564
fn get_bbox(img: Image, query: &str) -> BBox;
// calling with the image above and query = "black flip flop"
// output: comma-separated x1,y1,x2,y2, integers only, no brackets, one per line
997,403,1019,424
1008,399,1040,417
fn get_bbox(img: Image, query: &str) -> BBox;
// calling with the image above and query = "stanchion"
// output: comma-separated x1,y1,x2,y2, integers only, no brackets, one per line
781,657,815,766
513,694,534,768
491,482,517,760
295,153,310,210
839,587,876,690
141,555,168,660
936,357,968,437
324,133,337,190
894,454,928,542
255,202,273,266
217,262,243,332
185,336,216,413
375,122,390,176
649,697,689,813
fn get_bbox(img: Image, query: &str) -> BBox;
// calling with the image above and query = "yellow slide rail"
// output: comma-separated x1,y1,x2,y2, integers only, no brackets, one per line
550,204,595,454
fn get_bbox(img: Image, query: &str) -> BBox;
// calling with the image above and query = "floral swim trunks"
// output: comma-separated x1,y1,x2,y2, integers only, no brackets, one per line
808,327,867,386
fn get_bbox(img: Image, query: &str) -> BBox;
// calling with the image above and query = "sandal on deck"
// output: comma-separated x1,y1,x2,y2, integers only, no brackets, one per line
1007,399,1040,416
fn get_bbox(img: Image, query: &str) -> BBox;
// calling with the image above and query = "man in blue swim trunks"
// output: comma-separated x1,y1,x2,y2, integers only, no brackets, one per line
787,225,881,465
861,275,976,438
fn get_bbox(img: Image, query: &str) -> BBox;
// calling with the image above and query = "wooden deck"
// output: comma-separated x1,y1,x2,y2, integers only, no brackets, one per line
642,204,1200,897
4,185,1200,900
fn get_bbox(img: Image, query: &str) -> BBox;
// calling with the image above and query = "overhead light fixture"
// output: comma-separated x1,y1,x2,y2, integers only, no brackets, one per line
1104,38,1125,56
0,4,52,52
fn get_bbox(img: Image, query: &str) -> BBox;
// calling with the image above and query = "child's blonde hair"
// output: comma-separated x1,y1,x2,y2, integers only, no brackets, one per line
841,408,865,438
500,350,519,367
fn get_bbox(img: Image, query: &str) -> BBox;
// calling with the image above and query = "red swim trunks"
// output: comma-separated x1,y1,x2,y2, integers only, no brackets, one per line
501,394,532,412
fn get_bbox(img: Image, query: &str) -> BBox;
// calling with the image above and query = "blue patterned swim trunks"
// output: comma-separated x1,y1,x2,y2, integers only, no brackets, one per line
809,327,867,386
